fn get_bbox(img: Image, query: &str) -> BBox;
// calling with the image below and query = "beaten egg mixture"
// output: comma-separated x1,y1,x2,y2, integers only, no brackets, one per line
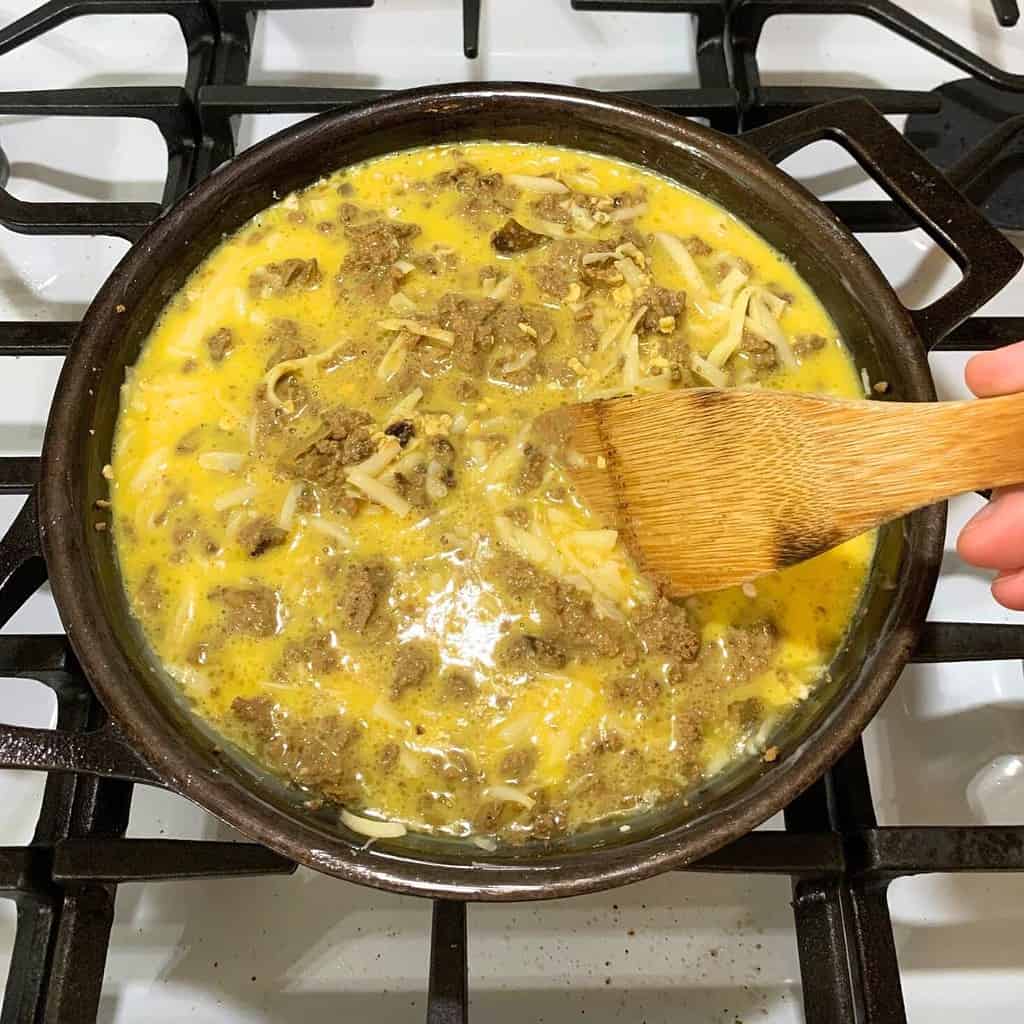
109,142,873,844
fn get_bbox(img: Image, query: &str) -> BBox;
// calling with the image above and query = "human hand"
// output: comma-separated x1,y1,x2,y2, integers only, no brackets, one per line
956,339,1024,611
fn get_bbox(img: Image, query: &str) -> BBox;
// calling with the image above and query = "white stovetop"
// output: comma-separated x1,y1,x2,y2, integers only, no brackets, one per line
1,1,1023,1021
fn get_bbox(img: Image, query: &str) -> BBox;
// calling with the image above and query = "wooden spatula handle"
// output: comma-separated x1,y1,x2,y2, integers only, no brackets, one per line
791,390,1024,538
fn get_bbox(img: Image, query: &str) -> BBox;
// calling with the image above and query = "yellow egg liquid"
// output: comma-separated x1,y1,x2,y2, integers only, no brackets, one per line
110,142,873,843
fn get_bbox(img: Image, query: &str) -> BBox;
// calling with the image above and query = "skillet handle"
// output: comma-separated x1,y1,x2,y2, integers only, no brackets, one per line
0,719,165,787
741,98,1022,347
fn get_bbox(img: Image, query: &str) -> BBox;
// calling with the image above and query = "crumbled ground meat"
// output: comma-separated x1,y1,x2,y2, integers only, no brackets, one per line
529,801,569,840
378,742,400,772
249,258,321,298
393,464,430,508
432,749,482,785
530,239,606,299
435,293,555,375
392,641,436,697
793,333,827,358
210,584,280,637
171,522,196,548
530,191,572,226
736,329,777,370
504,505,530,528
429,435,457,476
637,597,700,665
264,329,307,370
433,162,519,220
473,800,508,833
607,671,662,707
728,696,765,731
672,712,707,779
414,247,459,277
553,581,630,660
592,730,625,755
231,695,275,742
339,560,392,635
283,632,339,675
722,621,778,683
264,319,303,364
152,489,185,528
282,406,376,491
340,218,421,301
637,286,686,333
264,715,360,791
135,566,163,615
237,517,288,557
512,443,548,495
206,327,234,362
491,218,548,254
443,670,477,701
685,236,713,258
582,260,625,288
500,747,536,782
490,555,621,664
496,632,567,671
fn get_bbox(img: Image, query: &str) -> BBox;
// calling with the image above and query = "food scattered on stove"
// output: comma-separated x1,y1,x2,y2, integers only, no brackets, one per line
108,142,873,843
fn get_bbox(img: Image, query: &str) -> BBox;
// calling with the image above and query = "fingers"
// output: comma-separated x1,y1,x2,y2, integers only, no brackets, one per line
958,486,1024,611
992,569,1024,612
960,342,1024,610
965,339,1024,397
957,485,1024,570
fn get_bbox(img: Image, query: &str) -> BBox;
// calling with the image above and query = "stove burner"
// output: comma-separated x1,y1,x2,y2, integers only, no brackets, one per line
0,1,1023,1021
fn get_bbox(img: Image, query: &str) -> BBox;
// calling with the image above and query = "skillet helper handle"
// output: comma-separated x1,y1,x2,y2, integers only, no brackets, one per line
741,98,1023,348
0,718,164,786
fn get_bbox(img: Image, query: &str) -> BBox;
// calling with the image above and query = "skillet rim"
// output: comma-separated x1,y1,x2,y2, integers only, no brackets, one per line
37,82,943,900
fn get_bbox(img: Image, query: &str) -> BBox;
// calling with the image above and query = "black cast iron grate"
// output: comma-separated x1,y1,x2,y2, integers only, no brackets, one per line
0,1,1022,1022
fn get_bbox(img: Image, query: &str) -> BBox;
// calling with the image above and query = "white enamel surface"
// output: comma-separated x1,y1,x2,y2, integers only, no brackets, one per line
0,0,1022,1020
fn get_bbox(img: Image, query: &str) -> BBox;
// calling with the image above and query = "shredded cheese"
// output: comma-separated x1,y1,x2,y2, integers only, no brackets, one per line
278,482,302,529
263,339,350,410
340,808,407,838
306,515,353,545
707,286,753,367
747,290,796,370
377,318,455,346
387,387,424,421
198,451,245,473
656,231,709,298
387,291,416,314
212,484,256,511
351,435,402,478
608,202,647,222
482,784,536,810
347,469,411,516
691,352,729,387
506,173,568,193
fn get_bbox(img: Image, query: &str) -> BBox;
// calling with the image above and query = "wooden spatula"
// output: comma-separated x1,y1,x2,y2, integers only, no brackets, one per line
543,387,1024,594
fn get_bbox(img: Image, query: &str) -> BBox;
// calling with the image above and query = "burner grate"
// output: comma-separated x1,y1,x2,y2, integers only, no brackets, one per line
0,1,1023,1022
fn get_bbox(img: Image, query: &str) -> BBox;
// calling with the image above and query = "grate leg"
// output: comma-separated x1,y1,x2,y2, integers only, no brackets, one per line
427,900,467,1024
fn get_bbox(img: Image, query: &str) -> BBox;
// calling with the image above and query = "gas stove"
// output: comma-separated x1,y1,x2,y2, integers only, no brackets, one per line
0,1,1022,1021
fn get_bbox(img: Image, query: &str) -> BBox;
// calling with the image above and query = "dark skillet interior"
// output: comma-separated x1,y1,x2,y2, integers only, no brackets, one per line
39,84,943,900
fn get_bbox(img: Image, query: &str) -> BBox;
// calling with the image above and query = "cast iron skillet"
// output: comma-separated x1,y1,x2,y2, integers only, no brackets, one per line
38,84,1022,900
